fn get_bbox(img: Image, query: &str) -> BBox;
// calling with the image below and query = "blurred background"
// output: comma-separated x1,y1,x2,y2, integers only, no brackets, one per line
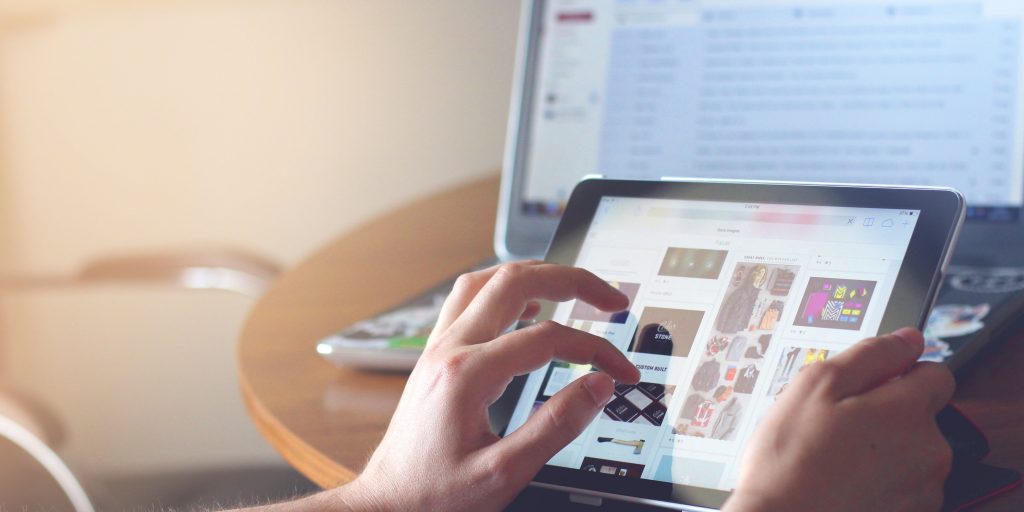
0,0,519,507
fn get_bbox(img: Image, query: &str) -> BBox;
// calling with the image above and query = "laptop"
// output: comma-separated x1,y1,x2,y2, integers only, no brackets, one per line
321,0,1024,372
496,0,1024,370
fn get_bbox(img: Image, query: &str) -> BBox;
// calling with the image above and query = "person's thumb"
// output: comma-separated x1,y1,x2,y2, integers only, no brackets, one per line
807,327,924,399
491,372,614,483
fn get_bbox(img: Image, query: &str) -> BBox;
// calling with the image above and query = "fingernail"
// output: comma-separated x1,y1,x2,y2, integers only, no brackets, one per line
890,327,923,346
584,373,614,406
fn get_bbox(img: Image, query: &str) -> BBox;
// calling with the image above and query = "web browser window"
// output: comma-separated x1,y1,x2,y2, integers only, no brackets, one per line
506,195,921,490
521,0,1024,216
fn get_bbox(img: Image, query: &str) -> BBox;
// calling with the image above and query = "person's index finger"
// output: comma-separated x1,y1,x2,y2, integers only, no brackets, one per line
820,327,924,399
516,265,629,312
485,321,640,385
595,283,630,312
450,264,631,344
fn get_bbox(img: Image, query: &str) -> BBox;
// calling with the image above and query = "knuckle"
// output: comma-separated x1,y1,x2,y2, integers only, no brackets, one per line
475,452,517,490
427,348,475,388
452,272,483,294
493,262,527,284
542,395,587,436
420,344,444,360
797,362,842,392
534,319,566,336
543,380,596,435
543,398,572,431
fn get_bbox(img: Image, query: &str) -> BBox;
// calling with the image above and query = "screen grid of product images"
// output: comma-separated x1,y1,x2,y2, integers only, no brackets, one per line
505,196,920,492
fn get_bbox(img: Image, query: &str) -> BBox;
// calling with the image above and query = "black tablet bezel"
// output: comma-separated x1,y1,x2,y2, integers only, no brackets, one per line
494,178,965,509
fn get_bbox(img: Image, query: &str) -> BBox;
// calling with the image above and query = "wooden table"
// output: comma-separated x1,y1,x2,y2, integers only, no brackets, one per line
237,174,1024,510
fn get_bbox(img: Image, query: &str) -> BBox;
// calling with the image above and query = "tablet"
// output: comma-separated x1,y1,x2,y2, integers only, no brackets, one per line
495,178,965,510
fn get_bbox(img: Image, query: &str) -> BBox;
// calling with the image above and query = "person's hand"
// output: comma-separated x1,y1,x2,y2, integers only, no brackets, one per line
337,262,640,512
725,328,955,512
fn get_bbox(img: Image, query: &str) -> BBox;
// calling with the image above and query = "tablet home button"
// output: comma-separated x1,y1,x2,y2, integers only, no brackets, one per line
569,493,603,507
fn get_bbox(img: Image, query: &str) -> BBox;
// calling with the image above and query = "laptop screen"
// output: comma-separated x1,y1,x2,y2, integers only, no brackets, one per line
515,0,1024,222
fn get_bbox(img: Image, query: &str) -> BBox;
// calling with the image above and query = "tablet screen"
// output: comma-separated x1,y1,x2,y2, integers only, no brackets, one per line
505,196,921,492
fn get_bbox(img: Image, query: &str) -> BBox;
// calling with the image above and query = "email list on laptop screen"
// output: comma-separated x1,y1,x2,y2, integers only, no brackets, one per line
505,196,921,491
517,0,1024,220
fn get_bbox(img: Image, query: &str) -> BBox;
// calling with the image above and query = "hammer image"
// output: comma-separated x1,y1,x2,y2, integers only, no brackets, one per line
597,437,645,454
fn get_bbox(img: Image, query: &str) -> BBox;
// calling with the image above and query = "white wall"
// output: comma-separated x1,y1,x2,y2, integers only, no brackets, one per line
0,0,520,474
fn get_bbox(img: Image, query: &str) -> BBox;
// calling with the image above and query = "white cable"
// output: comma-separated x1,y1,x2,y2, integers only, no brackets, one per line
0,414,95,512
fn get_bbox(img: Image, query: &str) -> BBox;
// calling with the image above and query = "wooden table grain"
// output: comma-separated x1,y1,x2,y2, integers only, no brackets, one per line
237,174,1023,510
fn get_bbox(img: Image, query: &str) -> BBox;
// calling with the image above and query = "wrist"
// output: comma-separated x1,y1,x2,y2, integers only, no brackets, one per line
249,477,387,512
270,475,385,512
319,477,389,512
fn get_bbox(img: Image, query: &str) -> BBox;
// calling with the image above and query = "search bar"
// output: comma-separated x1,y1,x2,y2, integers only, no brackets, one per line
648,207,857,226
